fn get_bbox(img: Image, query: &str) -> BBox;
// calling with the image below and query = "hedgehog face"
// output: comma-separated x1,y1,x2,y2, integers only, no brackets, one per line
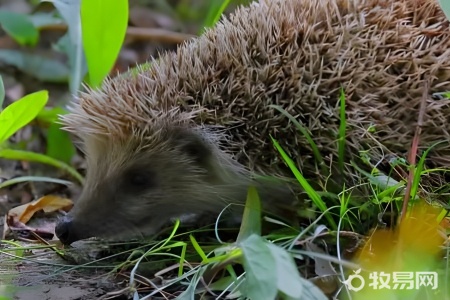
55,127,249,244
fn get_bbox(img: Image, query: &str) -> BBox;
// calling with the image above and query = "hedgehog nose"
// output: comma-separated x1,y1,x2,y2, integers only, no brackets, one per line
55,216,77,245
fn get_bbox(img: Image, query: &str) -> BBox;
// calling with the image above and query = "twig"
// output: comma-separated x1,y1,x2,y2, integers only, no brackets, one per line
401,80,429,219
38,23,195,44
126,27,196,44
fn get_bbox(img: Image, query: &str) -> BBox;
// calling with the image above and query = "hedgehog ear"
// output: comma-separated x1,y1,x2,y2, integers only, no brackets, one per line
171,128,213,168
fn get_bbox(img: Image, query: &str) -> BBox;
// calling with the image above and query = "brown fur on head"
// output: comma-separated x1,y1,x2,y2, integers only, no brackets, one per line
57,0,450,244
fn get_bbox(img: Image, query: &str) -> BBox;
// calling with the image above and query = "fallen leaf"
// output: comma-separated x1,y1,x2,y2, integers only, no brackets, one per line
8,195,73,224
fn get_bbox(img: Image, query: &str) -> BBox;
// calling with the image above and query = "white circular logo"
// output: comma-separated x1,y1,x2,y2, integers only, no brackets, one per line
342,269,365,292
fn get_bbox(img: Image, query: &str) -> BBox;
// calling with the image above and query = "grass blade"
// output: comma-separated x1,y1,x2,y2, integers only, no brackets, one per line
269,104,326,174
201,0,232,32
338,88,347,172
0,176,72,189
236,186,262,243
0,149,83,184
271,136,337,229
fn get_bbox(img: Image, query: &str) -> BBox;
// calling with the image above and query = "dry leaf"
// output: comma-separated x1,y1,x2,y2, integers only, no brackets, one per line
8,195,73,224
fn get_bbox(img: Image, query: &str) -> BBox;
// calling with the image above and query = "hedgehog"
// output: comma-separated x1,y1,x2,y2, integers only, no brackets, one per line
55,0,450,245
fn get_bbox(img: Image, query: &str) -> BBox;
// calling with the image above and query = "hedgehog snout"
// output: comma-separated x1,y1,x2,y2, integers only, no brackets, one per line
55,215,81,245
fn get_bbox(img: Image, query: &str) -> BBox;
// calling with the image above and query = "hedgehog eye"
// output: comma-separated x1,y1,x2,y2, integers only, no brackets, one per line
126,170,154,189
130,173,147,186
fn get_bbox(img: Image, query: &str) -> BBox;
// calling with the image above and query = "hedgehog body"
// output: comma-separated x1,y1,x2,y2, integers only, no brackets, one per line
56,0,450,244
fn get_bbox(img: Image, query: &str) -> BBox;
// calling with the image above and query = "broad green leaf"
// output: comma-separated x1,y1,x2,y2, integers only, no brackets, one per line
0,90,48,143
0,10,39,46
201,0,231,33
295,277,328,300
268,242,327,300
174,275,202,300
36,106,68,124
81,0,129,87
350,161,405,191
46,123,76,164
239,234,277,300
0,75,4,109
0,149,83,184
236,186,262,243
0,50,69,83
266,243,304,299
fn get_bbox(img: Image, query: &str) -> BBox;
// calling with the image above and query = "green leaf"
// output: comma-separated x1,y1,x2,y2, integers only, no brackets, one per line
207,275,242,294
190,234,208,262
338,87,347,172
350,161,405,191
239,234,277,300
0,149,84,184
295,278,328,300
201,0,231,33
36,106,69,124
236,186,262,243
266,243,304,299
264,243,327,300
0,75,4,109
0,90,48,144
81,0,129,87
46,123,76,164
410,142,442,201
0,10,39,46
0,50,69,83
